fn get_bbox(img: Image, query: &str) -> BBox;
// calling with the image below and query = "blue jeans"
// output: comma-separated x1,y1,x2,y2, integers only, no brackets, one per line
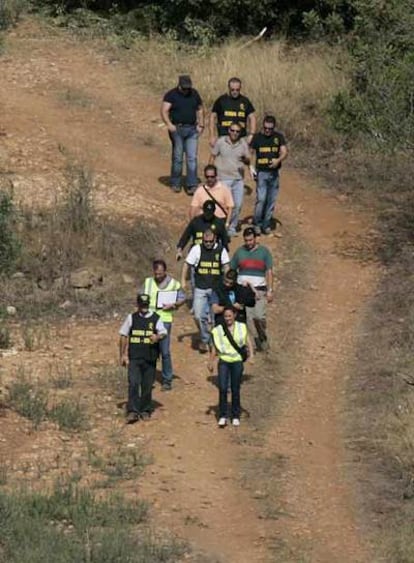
169,125,198,188
218,360,243,418
159,322,173,385
193,287,214,344
222,178,244,234
254,170,280,230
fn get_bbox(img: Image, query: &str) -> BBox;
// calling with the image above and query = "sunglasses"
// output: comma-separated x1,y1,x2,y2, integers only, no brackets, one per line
264,126,274,131
229,129,241,133
205,175,216,179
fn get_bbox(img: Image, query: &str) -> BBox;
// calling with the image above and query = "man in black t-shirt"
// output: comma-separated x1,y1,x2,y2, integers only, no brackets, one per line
161,75,205,194
209,77,256,147
250,115,288,235
176,200,229,261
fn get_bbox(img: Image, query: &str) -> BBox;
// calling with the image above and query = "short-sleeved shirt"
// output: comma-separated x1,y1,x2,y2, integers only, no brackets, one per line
190,182,234,219
211,136,250,180
212,94,255,137
119,311,167,337
163,87,203,125
250,131,287,171
186,243,230,268
230,244,273,287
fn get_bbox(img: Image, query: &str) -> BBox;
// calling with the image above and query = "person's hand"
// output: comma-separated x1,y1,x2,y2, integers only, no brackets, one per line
150,334,159,344
197,125,205,135
167,123,177,133
233,302,243,310
181,281,187,291
240,155,250,165
249,165,257,181
266,290,273,303
120,355,128,367
209,135,218,148
269,158,279,169
207,360,215,373
162,303,176,311
176,249,183,261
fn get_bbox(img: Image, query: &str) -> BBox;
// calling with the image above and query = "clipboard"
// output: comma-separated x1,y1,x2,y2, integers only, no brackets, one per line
156,290,178,308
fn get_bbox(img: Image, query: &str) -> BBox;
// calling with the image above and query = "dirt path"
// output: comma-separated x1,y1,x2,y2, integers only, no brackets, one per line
0,20,378,562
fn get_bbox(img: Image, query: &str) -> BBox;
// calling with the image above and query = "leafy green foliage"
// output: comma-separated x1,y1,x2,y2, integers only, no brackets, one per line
330,0,414,149
0,189,21,274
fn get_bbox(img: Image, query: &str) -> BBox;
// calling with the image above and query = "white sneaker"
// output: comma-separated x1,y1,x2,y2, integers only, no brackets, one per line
232,418,240,427
218,417,227,427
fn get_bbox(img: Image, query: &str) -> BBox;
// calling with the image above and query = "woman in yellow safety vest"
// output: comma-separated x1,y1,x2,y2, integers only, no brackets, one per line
208,306,254,428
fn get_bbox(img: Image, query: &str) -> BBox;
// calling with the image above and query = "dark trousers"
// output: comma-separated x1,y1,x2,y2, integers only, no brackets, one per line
218,360,243,418
127,359,155,415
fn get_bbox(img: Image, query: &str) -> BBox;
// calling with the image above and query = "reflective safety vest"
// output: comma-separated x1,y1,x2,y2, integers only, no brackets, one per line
143,277,181,323
211,321,247,363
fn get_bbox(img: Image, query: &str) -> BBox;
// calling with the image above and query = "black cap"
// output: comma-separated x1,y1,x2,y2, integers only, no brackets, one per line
203,200,216,213
137,293,150,306
178,75,192,88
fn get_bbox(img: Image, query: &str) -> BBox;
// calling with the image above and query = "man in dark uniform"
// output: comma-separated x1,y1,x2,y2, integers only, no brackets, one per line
211,268,256,326
209,77,256,147
161,75,205,194
119,293,167,423
250,115,288,235
176,199,229,261
181,229,230,352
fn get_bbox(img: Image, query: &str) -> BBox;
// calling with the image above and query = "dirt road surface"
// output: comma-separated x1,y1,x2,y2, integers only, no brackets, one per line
0,20,378,562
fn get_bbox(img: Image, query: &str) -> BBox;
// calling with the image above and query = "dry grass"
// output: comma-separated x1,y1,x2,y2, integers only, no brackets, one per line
127,37,346,148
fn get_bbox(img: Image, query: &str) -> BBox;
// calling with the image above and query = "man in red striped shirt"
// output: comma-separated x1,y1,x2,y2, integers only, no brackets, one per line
230,227,274,351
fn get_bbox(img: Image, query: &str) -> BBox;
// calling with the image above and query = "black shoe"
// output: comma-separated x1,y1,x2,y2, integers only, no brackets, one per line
126,412,139,424
186,186,197,196
170,185,182,193
140,412,151,421
161,383,172,391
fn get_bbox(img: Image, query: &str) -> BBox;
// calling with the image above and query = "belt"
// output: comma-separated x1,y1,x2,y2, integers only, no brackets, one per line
255,285,267,291
175,123,196,127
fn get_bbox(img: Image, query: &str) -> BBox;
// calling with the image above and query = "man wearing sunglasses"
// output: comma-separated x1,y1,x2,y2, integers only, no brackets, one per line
209,77,256,147
161,75,205,195
209,122,250,238
250,115,288,235
189,164,234,231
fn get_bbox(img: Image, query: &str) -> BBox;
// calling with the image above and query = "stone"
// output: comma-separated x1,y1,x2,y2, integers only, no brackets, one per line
70,268,102,289
6,306,17,316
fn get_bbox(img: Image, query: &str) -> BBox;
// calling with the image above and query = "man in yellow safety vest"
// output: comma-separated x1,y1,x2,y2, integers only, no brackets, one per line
141,260,186,391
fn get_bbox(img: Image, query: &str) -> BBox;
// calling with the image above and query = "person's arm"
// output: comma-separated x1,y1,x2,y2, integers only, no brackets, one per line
151,318,167,343
207,338,218,372
181,261,189,291
221,248,230,275
209,111,218,148
217,220,230,251
269,143,289,169
176,220,193,259
265,268,274,303
160,100,176,133
246,111,257,143
196,103,205,136
119,335,129,367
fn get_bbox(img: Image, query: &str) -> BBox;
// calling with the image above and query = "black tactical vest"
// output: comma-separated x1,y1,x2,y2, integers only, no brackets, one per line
128,311,160,362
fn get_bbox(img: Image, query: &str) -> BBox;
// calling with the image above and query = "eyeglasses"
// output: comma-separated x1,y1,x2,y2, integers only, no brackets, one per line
205,175,216,179
229,129,241,133
263,126,274,131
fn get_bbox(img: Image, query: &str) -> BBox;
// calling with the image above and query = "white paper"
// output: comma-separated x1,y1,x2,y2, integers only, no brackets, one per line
156,290,178,308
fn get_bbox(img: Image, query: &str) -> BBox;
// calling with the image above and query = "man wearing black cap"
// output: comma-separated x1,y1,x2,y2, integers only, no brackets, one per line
176,199,229,261
161,75,205,195
119,293,167,423
211,268,256,326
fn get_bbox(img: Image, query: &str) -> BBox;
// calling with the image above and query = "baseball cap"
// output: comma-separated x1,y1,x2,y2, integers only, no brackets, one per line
137,293,150,306
178,75,192,88
203,200,216,213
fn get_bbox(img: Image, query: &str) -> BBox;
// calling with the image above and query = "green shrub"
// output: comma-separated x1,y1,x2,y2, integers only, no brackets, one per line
8,374,49,428
0,0,26,30
49,398,88,432
0,321,12,349
0,189,21,274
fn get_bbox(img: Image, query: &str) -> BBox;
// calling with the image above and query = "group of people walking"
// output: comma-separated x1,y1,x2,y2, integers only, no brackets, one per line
119,75,287,428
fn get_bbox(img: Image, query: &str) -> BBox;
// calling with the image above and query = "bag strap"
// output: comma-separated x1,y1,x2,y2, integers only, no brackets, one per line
202,185,228,218
222,323,244,356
